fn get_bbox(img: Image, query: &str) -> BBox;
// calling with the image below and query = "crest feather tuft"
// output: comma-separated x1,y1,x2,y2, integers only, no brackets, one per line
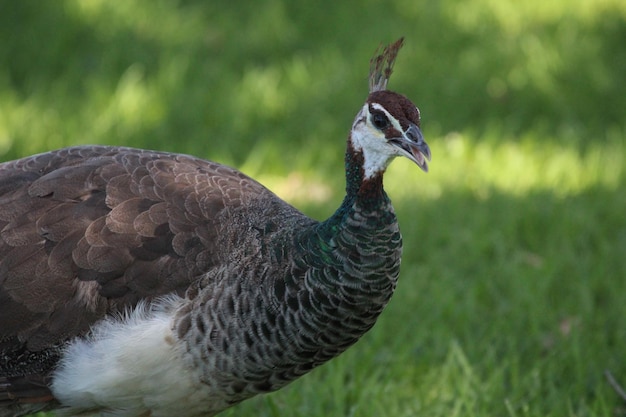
369,38,405,93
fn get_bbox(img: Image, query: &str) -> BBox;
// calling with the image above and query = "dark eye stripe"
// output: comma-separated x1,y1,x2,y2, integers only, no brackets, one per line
384,128,402,139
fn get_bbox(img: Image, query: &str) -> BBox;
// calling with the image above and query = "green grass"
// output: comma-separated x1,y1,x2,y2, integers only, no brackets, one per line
2,0,625,416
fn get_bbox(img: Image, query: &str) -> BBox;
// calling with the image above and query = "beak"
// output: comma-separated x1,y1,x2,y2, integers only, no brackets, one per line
390,123,431,172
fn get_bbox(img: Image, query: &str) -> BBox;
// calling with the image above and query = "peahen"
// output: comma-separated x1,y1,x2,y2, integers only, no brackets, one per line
0,38,431,417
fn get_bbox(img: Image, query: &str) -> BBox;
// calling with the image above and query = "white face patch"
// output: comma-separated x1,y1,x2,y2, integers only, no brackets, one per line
350,103,405,179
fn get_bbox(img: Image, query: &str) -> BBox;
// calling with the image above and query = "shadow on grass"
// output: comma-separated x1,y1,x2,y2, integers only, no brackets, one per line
298,184,626,416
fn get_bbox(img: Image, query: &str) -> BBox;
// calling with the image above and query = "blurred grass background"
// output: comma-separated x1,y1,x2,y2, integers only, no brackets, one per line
1,0,625,416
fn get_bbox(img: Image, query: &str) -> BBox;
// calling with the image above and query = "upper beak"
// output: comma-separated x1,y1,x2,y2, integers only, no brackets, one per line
390,123,431,172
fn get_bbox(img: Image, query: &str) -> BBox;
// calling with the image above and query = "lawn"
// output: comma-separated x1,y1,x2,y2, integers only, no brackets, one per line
1,0,625,416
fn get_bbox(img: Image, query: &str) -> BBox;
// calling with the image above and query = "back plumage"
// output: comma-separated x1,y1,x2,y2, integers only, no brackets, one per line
0,38,431,417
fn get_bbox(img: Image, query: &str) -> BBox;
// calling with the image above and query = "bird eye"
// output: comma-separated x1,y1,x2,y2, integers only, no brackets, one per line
371,112,389,130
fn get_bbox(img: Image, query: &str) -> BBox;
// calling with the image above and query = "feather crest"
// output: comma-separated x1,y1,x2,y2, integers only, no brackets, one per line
368,37,404,93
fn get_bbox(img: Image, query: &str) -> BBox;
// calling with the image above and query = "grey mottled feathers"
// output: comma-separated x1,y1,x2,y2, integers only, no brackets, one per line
0,145,300,353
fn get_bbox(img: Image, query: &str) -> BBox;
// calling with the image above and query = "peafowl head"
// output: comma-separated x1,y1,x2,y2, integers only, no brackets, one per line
349,38,431,179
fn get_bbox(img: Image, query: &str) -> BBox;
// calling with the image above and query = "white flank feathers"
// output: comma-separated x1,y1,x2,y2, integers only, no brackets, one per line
51,297,213,417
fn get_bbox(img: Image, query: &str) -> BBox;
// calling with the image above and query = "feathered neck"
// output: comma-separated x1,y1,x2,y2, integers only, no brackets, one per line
315,141,392,240
343,141,388,211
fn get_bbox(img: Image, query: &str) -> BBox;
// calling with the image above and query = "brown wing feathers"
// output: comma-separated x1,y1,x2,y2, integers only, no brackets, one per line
0,146,271,355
